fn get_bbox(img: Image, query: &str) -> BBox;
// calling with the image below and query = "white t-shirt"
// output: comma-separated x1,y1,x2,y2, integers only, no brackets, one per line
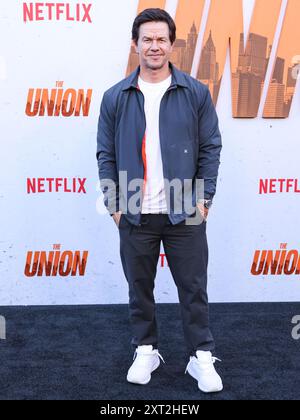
138,74,172,214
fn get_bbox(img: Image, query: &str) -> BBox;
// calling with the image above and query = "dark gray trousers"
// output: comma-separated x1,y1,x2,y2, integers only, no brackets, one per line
119,213,215,356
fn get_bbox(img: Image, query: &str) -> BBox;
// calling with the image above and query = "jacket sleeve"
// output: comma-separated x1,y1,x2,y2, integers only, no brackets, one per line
96,91,119,216
196,86,222,201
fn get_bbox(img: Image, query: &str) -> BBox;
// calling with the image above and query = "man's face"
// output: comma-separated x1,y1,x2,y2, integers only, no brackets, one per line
134,21,173,71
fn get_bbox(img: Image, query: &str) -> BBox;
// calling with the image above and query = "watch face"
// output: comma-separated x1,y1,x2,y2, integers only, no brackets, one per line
205,200,212,209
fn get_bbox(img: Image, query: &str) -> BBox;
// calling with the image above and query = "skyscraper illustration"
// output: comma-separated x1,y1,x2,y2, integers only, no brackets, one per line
197,31,220,103
125,14,298,118
232,33,268,117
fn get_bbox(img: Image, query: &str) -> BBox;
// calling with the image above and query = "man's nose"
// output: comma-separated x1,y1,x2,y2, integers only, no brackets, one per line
150,40,160,50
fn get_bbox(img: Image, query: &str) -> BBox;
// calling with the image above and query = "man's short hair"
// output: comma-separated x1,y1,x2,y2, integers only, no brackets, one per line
132,8,176,45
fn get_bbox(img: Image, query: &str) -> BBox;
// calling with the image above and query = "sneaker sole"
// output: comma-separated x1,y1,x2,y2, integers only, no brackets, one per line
127,358,160,385
187,367,223,394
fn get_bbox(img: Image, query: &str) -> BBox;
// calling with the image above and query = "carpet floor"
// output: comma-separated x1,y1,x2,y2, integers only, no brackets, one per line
0,303,299,400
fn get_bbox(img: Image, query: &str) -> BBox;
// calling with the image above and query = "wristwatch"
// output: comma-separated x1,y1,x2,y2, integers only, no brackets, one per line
198,199,213,209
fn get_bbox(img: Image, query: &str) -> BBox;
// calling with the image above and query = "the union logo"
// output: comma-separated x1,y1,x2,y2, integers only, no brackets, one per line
24,245,88,277
25,82,92,117
251,243,300,276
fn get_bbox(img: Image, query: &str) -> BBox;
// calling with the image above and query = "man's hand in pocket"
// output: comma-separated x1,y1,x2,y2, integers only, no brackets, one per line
196,203,209,222
112,211,123,228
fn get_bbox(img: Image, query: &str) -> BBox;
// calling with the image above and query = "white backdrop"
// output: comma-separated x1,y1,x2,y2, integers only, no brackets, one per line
1,0,300,306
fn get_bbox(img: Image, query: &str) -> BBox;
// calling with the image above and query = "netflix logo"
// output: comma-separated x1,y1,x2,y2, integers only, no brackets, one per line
259,179,300,194
25,244,88,277
160,254,169,268
23,2,92,23
27,178,87,194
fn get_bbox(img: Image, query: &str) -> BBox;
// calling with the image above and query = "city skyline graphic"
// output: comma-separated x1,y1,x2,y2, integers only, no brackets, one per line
126,0,300,118
127,23,298,118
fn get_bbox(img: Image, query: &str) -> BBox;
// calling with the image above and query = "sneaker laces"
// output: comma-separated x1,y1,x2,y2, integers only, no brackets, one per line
133,348,166,364
185,355,221,374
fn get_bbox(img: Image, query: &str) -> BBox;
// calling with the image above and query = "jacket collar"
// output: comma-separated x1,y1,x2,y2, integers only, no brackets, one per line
122,61,188,91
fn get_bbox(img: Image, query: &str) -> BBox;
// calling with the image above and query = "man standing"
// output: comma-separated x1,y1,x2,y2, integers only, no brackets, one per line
97,8,223,393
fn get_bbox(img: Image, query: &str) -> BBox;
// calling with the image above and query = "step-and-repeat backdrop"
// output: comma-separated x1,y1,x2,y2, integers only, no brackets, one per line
1,0,300,305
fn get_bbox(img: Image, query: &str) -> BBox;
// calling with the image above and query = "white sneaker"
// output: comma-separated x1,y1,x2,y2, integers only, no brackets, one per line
185,351,223,393
127,345,165,385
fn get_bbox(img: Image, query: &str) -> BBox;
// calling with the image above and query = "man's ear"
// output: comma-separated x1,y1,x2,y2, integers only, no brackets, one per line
132,40,139,54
